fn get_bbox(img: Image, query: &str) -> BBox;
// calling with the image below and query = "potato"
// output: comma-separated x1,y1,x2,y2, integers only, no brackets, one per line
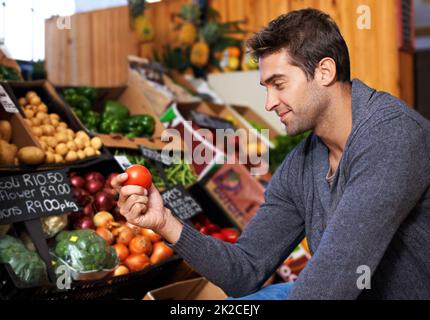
24,109,34,119
25,91,37,101
42,117,52,125
18,97,27,107
83,146,96,157
74,137,85,150
46,137,58,148
84,140,90,148
45,151,55,163
54,154,64,163
0,120,12,142
90,137,102,150
49,113,60,121
31,117,42,127
32,127,43,137
17,147,45,165
0,139,17,165
66,129,75,138
42,125,55,136
77,150,85,160
29,96,41,106
96,150,101,156
36,112,48,121
65,150,78,162
51,118,59,128
66,141,77,151
76,131,90,141
39,141,48,151
37,103,48,113
58,122,68,129
55,132,68,143
55,143,68,156
47,147,55,153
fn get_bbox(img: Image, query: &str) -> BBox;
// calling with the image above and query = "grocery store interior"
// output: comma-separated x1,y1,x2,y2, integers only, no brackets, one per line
0,0,429,300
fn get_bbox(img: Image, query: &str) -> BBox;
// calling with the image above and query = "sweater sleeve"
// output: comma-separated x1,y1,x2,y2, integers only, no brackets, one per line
171,151,305,297
288,113,430,300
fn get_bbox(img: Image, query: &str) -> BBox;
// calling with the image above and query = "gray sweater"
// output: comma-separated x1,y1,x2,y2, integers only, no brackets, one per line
172,79,430,300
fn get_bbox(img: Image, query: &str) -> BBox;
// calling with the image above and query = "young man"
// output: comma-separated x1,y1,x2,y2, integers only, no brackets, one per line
112,9,430,299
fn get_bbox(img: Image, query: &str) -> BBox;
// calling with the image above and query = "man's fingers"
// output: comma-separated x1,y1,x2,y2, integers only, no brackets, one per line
123,194,148,213
127,203,147,222
111,173,128,191
118,185,147,207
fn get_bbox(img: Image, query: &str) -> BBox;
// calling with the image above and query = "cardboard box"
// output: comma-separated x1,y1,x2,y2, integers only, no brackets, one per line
204,163,265,230
144,277,227,300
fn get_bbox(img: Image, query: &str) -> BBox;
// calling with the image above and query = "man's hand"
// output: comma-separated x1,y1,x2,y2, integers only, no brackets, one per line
111,173,183,244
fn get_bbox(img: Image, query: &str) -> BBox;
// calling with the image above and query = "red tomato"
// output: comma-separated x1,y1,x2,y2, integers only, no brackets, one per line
224,233,239,244
220,228,240,238
124,165,152,189
199,226,211,235
207,224,220,234
211,233,226,241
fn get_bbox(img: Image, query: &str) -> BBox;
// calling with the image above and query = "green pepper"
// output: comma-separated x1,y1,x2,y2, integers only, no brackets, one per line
71,107,84,121
66,94,92,113
84,110,101,129
126,115,155,137
103,101,129,120
99,117,114,134
110,119,125,133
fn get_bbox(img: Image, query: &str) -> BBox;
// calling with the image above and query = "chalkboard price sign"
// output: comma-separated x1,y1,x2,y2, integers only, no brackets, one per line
139,145,172,166
161,185,202,220
190,110,236,131
0,169,78,225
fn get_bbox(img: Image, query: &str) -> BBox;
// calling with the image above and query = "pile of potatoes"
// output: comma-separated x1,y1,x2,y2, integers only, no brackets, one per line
0,119,45,166
18,91,103,164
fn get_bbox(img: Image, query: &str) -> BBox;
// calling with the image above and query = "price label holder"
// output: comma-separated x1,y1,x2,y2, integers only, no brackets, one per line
0,169,78,225
161,184,202,221
190,110,236,131
139,145,172,166
0,84,19,113
0,169,78,283
114,155,132,170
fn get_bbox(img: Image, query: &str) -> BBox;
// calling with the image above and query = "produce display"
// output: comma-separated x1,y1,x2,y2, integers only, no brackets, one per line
63,88,156,138
113,149,197,189
191,214,240,244
0,235,47,284
0,119,45,166
269,133,310,173
53,229,118,274
0,65,21,81
67,168,174,278
18,91,103,164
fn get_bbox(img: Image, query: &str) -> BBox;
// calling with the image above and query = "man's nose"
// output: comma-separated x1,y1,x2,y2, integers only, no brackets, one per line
265,90,280,112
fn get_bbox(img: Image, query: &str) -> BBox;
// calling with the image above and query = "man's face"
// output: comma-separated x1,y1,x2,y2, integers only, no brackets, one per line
259,50,328,136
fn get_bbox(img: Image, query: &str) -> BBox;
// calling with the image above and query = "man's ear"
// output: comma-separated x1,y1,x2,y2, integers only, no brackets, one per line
315,57,337,86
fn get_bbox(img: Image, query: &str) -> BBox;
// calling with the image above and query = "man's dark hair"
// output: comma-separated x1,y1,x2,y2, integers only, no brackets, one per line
247,8,351,82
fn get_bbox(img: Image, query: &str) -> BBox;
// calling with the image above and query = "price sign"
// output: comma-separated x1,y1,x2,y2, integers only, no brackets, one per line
161,185,202,220
114,155,132,170
139,145,172,166
0,85,19,113
0,169,78,225
190,110,235,131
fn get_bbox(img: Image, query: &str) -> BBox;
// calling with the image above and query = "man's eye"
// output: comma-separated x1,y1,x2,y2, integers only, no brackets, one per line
274,83,284,90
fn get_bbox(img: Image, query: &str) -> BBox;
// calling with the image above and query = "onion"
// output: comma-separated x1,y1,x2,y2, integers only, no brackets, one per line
93,211,114,228
96,227,114,245
86,179,104,194
103,187,119,201
94,191,115,212
73,187,92,206
82,203,94,216
74,216,95,230
69,175,85,188
85,171,105,184
69,171,77,177
112,205,124,222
